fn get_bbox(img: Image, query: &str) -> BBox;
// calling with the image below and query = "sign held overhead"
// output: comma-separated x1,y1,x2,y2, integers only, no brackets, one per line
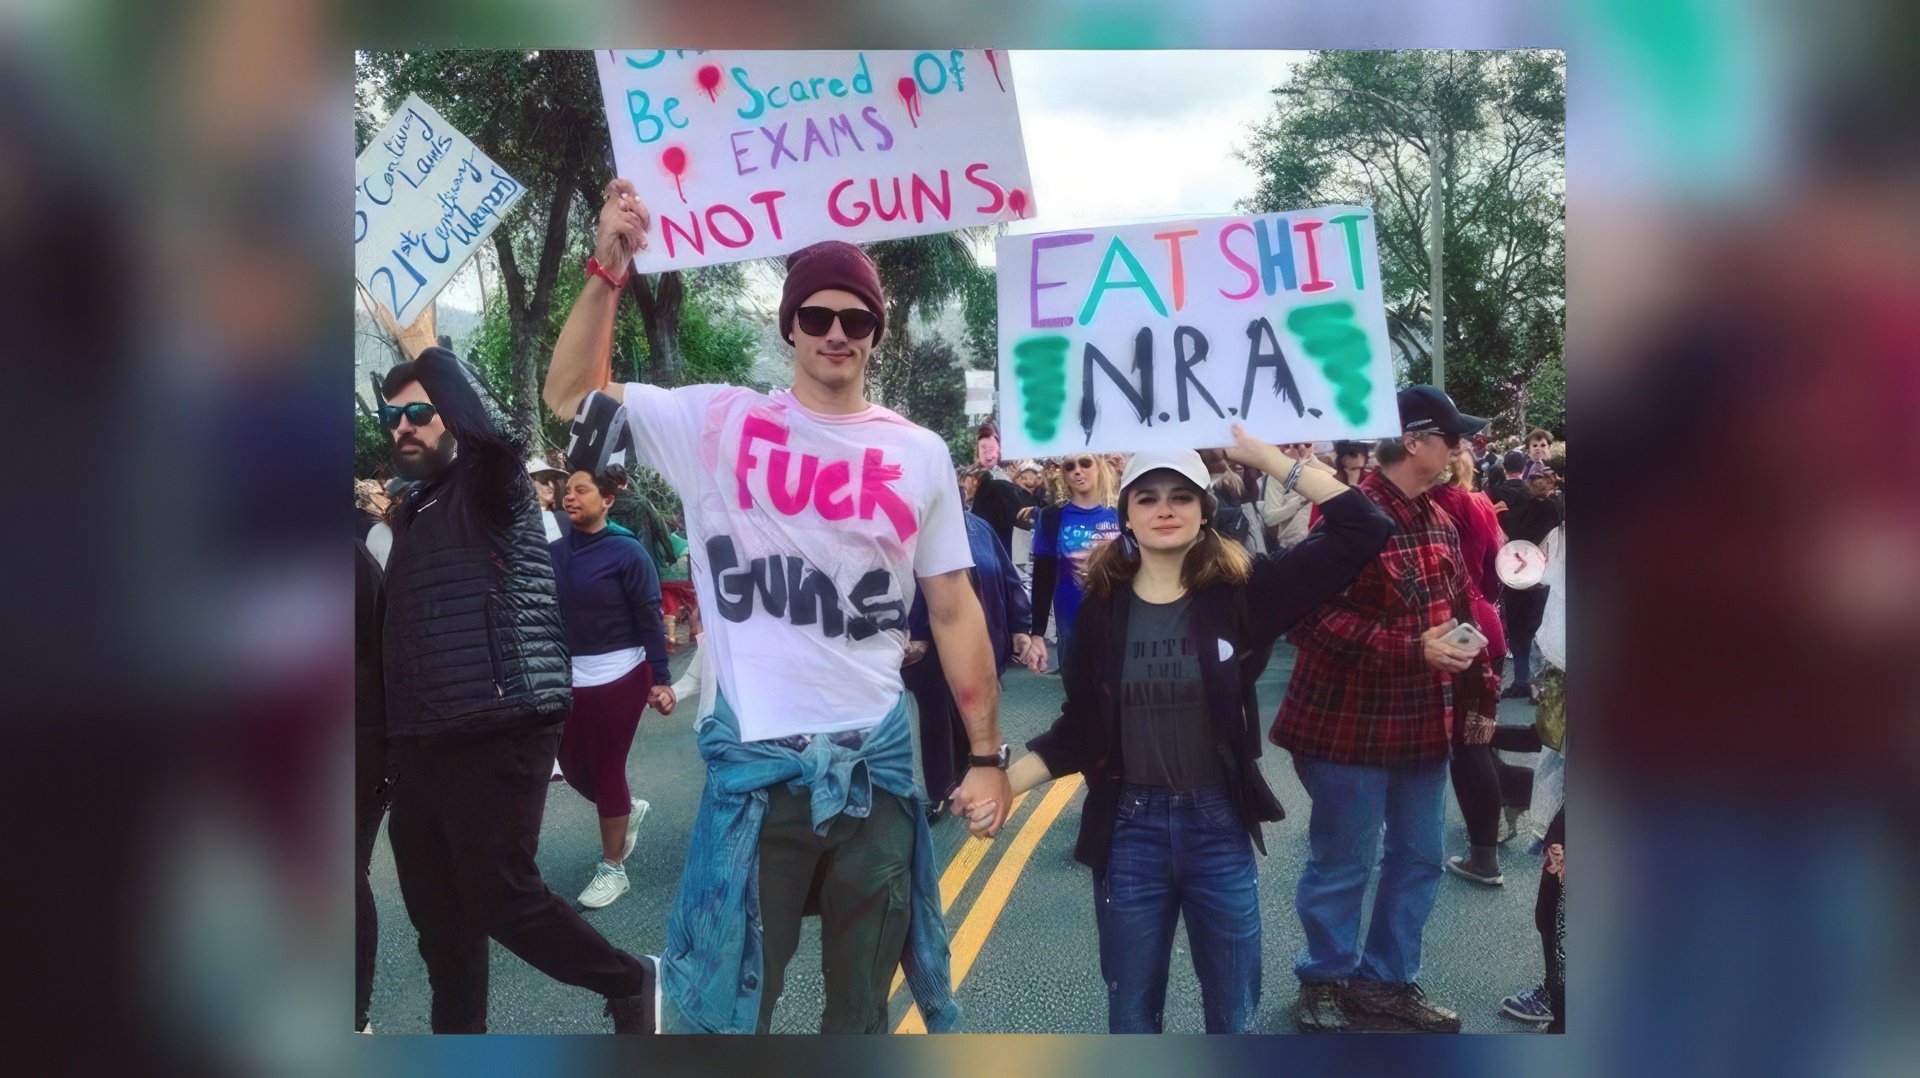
995,207,1401,457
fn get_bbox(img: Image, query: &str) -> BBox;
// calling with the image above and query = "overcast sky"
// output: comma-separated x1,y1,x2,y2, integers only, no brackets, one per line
421,49,1306,312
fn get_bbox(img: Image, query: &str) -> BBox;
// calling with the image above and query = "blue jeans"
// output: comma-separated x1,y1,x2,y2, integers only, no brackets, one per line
1292,755,1449,985
1094,783,1261,1033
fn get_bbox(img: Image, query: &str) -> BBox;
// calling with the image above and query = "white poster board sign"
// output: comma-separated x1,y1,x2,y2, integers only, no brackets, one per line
596,49,1034,270
354,94,524,327
995,207,1401,457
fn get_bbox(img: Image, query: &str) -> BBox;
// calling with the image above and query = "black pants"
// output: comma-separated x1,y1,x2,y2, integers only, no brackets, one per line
756,784,916,1034
354,726,389,1031
386,725,646,1033
1501,585,1550,688
1536,808,1567,1033
1447,677,1540,847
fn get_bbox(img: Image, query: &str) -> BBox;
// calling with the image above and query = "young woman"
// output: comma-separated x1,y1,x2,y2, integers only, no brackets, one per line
978,428,1392,1033
1030,453,1120,675
549,468,678,909
1431,441,1534,884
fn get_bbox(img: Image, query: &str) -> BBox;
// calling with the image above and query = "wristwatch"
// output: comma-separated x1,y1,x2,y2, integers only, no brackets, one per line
967,744,1011,770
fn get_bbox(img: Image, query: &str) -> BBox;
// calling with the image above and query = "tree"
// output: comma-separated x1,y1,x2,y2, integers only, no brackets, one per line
862,231,988,437
1239,50,1565,436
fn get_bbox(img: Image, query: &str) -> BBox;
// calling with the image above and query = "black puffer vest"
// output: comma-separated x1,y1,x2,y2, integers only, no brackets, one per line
382,464,571,739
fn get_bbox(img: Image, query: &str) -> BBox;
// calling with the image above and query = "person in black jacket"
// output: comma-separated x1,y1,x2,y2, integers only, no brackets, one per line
376,347,656,1034
967,421,1028,556
973,427,1392,1033
353,537,387,1034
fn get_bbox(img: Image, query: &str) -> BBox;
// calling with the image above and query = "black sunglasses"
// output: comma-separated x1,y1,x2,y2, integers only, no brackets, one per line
380,402,438,430
1413,430,1462,449
794,305,878,340
1063,457,1097,472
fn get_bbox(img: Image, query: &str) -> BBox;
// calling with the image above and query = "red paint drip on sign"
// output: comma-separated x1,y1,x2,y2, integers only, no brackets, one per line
1007,188,1028,218
897,77,921,127
696,64,723,102
661,146,689,203
985,49,1006,91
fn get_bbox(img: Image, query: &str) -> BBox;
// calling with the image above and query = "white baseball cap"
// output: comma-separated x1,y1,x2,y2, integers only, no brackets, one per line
1116,449,1214,508
526,458,568,478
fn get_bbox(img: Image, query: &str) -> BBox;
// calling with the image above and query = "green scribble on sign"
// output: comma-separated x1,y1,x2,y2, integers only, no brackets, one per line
1285,302,1372,424
1013,335,1070,441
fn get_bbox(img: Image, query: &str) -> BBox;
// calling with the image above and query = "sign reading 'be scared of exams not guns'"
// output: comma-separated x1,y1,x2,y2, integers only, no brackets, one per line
995,207,1402,458
596,49,1035,271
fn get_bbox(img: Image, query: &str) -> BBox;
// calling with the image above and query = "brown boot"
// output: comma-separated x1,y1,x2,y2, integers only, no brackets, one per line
1340,979,1461,1033
1291,981,1350,1032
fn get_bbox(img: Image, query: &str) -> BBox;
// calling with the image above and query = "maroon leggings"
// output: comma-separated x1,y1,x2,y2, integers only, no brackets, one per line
557,662,653,818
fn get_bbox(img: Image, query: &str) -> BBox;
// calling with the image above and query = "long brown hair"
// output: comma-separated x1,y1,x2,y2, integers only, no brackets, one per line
1081,497,1252,599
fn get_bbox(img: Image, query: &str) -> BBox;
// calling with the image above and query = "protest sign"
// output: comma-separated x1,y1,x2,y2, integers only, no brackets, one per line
995,207,1401,457
354,93,524,327
596,50,1033,270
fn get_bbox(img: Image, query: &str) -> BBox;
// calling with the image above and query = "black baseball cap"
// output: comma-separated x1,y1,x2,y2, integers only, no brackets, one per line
1396,384,1489,436
1502,449,1528,472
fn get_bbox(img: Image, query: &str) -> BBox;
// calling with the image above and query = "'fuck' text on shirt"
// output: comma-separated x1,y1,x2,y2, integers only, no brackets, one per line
734,411,917,541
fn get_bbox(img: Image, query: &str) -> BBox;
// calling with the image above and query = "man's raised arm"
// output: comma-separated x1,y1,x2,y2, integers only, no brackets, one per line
542,179,652,419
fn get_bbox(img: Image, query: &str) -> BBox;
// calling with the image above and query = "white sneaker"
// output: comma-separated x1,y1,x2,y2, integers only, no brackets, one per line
620,798,651,862
579,860,629,909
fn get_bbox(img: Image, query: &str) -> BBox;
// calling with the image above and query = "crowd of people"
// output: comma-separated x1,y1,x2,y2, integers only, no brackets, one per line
352,178,1568,1036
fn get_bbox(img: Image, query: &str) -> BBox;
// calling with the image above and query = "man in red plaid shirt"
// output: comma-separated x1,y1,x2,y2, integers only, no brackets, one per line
1275,385,1501,1034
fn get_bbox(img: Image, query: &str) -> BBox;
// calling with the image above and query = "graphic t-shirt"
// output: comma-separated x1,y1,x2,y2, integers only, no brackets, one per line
1032,502,1121,636
621,383,972,741
1118,594,1221,790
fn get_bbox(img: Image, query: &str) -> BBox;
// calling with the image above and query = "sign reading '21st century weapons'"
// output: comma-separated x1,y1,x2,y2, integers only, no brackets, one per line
354,94,525,327
597,49,1035,271
994,207,1402,457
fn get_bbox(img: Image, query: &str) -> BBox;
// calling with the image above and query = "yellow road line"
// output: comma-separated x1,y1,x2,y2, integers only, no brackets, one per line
885,792,1029,1000
895,775,1084,1034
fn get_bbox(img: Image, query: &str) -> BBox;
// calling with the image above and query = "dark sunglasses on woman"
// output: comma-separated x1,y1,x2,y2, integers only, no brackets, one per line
1063,457,1097,472
794,305,878,340
380,402,438,429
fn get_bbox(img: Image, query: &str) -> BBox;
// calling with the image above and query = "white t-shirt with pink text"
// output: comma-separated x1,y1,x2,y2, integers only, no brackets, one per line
621,383,972,742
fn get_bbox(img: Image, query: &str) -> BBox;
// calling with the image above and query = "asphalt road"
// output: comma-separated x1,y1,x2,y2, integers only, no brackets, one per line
366,641,1551,1035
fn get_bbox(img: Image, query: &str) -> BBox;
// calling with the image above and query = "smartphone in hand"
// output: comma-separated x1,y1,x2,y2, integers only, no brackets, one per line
1445,621,1490,655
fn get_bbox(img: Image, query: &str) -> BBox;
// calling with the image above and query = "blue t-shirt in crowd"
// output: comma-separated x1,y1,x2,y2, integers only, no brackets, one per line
1032,502,1121,637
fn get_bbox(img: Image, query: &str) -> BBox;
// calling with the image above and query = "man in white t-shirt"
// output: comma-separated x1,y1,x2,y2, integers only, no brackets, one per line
543,179,1010,1034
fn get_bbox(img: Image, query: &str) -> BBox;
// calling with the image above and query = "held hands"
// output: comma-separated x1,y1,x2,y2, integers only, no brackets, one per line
963,799,1001,837
949,764,1013,837
1013,633,1048,675
1421,618,1480,673
647,684,676,716
595,179,652,275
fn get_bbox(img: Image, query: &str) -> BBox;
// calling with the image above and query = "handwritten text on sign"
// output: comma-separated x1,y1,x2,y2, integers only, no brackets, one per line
995,208,1401,457
597,50,1034,271
354,94,524,327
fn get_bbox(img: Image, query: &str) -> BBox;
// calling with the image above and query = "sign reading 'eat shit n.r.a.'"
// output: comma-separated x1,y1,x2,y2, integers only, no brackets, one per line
995,207,1403,457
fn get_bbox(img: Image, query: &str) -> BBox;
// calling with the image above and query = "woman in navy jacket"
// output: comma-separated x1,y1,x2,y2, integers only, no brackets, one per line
978,426,1392,1033
549,467,678,910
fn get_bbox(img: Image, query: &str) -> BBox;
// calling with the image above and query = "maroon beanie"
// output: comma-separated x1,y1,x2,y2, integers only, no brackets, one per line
779,241,886,345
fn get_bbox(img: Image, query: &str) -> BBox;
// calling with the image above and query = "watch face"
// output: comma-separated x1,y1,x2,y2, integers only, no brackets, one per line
1498,540,1548,589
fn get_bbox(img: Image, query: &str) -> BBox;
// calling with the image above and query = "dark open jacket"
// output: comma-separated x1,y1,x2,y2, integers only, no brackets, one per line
1026,487,1393,873
382,347,571,740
